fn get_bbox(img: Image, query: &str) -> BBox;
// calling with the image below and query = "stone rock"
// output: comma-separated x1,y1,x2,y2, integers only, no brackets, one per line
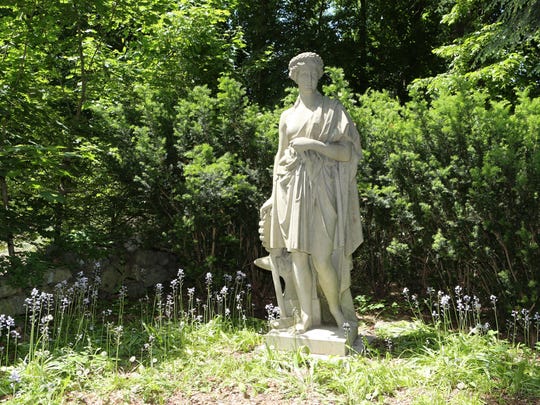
134,264,173,288
157,252,170,266
101,266,124,293
0,294,27,316
59,251,80,267
129,250,177,288
0,283,21,299
124,237,141,253
134,250,154,268
123,279,147,299
0,248,179,306
43,267,72,285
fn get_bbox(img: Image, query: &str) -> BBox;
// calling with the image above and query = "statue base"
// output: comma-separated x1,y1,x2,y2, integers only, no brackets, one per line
265,325,359,357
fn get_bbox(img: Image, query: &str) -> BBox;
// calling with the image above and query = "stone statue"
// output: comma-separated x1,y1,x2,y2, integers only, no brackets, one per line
256,52,363,335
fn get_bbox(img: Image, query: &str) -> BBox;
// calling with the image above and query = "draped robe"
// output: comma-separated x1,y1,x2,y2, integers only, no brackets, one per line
268,96,363,320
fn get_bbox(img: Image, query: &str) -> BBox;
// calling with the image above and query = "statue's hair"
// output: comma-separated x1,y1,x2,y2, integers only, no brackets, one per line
288,52,324,82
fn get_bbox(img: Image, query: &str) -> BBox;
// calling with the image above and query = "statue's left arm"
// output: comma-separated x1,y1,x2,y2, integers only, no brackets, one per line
289,99,359,162
289,137,352,161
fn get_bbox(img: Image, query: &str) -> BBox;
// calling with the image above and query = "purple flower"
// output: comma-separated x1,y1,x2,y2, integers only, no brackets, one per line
5,315,15,328
236,271,246,282
9,370,21,384
75,273,89,291
440,294,451,309
61,297,70,311
472,296,481,311
41,314,53,324
165,294,174,317
265,303,279,320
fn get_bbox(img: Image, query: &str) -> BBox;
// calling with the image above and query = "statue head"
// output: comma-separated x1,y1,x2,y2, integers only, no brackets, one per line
288,52,324,84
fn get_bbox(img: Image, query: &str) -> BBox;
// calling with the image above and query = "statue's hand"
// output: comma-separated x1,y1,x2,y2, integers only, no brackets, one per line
260,198,272,214
290,137,316,153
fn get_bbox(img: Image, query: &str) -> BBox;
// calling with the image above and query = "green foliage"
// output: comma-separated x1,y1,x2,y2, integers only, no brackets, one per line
81,70,278,279
0,0,539,313
417,0,540,98
178,143,258,271
166,77,276,276
354,295,387,316
231,0,451,105
0,252,48,289
354,79,540,307
0,0,269,283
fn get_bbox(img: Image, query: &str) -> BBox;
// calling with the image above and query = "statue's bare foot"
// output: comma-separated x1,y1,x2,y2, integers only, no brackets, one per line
331,309,346,330
270,317,294,329
294,315,312,334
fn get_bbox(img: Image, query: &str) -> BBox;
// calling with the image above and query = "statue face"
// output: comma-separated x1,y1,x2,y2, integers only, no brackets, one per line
295,65,319,92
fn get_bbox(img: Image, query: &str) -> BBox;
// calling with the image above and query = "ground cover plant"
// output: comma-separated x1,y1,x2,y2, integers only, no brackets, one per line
1,270,539,404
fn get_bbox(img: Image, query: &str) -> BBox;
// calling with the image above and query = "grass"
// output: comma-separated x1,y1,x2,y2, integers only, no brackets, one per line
2,320,539,404
0,274,539,404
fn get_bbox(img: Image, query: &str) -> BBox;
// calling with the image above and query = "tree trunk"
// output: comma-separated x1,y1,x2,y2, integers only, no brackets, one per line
358,0,367,86
0,175,16,257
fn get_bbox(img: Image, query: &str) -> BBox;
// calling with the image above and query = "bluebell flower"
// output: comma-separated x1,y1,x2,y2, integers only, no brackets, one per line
9,370,21,384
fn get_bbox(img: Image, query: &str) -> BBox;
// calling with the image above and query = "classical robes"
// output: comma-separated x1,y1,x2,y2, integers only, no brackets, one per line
268,96,363,321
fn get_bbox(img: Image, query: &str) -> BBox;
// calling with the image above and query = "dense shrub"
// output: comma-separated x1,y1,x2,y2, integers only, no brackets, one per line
3,55,538,312
79,76,278,285
353,78,539,309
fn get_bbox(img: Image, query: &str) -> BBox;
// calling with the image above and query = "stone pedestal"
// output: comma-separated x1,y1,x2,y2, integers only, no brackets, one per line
265,325,359,357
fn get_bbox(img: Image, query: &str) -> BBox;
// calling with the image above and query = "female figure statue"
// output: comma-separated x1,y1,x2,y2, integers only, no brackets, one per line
264,52,363,333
